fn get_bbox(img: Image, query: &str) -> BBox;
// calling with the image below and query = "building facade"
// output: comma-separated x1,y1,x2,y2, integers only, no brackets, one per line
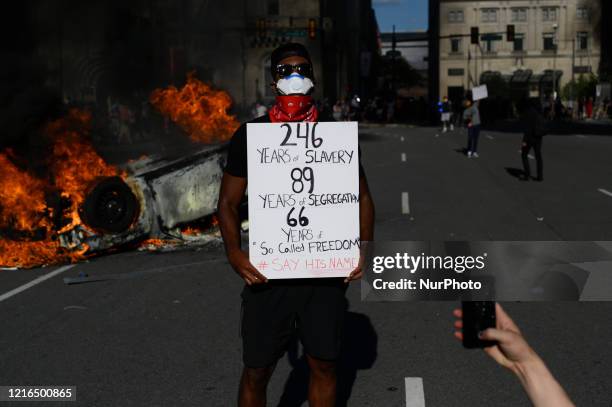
439,0,601,103
44,0,377,117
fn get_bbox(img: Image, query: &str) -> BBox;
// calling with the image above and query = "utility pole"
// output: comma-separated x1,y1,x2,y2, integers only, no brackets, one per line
391,24,396,93
427,0,440,124
553,24,558,98
571,37,575,107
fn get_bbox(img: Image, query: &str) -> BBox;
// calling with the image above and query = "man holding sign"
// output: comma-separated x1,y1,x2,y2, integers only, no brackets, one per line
218,43,375,406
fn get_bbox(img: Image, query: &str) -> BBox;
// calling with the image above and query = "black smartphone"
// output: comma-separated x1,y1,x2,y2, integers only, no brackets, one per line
462,301,497,348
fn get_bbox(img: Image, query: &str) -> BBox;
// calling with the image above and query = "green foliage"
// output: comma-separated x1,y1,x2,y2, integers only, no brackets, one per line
380,54,423,88
561,73,598,99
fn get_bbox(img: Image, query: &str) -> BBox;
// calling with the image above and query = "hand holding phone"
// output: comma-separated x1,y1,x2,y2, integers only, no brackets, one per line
461,301,497,348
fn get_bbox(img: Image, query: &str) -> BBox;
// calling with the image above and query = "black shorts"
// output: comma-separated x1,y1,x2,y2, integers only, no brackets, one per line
240,278,348,368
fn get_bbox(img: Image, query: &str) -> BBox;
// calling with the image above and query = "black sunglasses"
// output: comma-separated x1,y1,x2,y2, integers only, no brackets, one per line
275,63,313,79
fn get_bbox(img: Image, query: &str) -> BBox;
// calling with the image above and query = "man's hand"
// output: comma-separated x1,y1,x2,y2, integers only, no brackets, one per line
228,249,268,285
344,265,362,283
344,250,365,283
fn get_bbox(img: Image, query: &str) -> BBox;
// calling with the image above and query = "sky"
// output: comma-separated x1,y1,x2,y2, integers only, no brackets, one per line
372,0,428,34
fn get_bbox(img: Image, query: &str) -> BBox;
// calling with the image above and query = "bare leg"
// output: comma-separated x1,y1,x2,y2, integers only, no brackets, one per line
238,364,275,407
306,354,336,407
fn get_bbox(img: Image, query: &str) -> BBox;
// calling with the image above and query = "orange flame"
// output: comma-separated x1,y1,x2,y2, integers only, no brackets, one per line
45,109,122,233
0,152,51,233
150,72,239,143
0,109,122,269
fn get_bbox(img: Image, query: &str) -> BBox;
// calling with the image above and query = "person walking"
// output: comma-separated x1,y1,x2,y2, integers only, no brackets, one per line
521,99,546,181
462,97,481,158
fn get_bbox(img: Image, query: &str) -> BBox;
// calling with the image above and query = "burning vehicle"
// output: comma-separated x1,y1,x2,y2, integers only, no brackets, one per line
0,74,239,269
57,144,227,253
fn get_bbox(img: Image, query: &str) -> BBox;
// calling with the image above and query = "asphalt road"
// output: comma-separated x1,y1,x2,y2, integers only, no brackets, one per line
1,125,612,406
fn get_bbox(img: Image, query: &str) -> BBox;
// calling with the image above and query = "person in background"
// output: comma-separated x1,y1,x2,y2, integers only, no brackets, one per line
462,96,481,158
332,100,343,121
585,96,593,119
521,99,546,181
452,303,575,407
251,102,267,119
439,96,453,133
117,102,133,144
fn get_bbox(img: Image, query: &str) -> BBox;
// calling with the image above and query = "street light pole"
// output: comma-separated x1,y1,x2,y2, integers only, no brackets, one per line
553,24,558,98
571,36,575,115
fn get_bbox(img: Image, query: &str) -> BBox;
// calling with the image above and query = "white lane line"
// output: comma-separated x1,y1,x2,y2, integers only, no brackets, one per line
0,264,75,303
401,192,410,214
400,136,405,142
598,188,612,198
528,154,535,160
405,377,425,407
486,134,494,140
401,153,406,162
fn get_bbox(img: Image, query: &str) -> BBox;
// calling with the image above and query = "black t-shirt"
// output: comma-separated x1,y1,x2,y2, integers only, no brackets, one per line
224,115,365,178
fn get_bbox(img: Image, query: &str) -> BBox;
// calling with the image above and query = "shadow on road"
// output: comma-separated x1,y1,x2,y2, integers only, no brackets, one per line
505,167,525,179
277,312,378,407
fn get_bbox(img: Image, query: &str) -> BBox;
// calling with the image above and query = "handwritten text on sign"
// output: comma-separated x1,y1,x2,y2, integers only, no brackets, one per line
247,122,360,279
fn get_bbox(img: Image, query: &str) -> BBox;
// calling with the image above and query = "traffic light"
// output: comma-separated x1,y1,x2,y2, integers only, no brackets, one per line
470,27,479,44
308,18,316,39
507,24,515,42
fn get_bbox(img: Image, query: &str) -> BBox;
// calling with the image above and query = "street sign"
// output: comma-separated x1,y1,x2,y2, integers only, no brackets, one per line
247,122,360,279
481,34,502,41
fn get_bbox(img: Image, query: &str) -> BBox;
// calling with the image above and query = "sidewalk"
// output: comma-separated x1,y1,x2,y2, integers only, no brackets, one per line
486,118,612,136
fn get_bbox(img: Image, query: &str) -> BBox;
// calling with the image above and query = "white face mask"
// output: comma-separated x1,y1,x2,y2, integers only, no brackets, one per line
276,73,314,95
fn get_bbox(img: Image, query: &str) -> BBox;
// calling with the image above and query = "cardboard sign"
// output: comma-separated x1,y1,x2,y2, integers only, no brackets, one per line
247,122,360,279
472,84,488,101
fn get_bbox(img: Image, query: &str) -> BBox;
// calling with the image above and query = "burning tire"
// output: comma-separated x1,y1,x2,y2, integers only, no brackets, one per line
80,177,139,234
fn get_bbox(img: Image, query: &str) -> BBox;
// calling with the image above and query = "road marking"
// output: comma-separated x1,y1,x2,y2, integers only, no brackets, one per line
401,153,406,162
400,136,405,142
486,134,494,140
402,192,410,214
405,377,425,407
528,154,535,160
0,264,75,303
598,188,612,198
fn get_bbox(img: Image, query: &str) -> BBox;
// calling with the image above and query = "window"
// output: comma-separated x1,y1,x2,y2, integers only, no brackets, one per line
513,34,525,51
267,0,279,15
448,68,465,76
511,8,527,22
450,38,462,53
481,8,498,23
448,10,464,23
577,32,588,50
576,6,589,19
483,38,497,53
543,33,556,51
542,7,558,21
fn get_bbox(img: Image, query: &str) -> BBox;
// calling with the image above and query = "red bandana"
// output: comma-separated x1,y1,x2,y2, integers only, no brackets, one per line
268,95,319,122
